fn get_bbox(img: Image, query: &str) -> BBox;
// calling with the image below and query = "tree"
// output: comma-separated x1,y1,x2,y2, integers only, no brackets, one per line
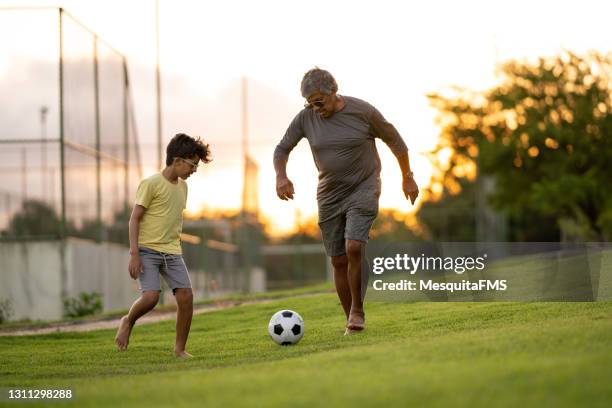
427,51,612,241
417,179,478,241
4,200,63,238
370,209,421,242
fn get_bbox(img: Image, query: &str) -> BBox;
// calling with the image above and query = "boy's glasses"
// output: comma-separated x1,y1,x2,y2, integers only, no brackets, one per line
180,158,199,170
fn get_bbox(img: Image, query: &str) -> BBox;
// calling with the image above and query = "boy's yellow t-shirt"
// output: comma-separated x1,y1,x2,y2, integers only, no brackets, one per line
135,173,187,254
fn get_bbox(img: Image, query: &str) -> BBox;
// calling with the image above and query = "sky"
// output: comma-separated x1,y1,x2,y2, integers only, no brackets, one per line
1,0,611,235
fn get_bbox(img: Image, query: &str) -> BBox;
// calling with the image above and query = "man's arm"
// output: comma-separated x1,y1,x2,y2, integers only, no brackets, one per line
273,154,289,180
368,106,419,204
394,152,412,178
397,152,419,205
274,154,295,200
273,112,304,201
128,204,145,279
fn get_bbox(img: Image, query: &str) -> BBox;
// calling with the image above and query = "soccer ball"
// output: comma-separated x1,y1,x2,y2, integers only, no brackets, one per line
268,310,304,345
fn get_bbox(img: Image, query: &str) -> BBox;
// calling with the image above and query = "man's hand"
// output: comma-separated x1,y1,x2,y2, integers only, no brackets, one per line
403,176,419,205
128,254,143,279
276,176,295,200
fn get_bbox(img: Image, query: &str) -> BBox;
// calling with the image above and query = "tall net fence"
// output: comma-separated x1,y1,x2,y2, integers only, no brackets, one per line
0,8,141,242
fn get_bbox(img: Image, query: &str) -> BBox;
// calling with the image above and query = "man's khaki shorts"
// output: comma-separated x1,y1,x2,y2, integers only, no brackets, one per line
318,187,379,257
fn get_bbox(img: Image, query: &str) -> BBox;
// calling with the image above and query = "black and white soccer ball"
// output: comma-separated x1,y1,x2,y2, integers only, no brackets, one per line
268,310,304,345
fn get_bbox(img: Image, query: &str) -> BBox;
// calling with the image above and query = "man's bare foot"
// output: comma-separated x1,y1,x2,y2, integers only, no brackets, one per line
346,311,365,331
114,316,133,351
174,350,194,358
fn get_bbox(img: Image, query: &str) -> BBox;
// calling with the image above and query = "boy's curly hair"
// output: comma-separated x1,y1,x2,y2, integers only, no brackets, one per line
165,133,212,166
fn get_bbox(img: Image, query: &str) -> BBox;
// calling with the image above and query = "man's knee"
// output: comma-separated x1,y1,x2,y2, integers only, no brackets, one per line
331,254,348,270
346,240,364,259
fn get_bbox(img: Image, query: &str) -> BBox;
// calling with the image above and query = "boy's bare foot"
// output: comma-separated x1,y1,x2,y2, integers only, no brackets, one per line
115,316,133,351
174,350,194,358
346,310,365,331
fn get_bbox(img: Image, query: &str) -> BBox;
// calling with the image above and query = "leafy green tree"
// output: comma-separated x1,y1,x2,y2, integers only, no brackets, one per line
427,51,612,241
4,200,63,238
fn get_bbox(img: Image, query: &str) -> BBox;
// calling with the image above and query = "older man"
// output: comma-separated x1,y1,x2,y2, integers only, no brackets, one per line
274,68,419,333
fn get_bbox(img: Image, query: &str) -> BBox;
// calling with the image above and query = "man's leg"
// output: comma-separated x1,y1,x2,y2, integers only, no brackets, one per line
343,186,378,332
331,254,351,319
346,239,365,330
319,213,350,326
361,245,370,302
174,288,193,358
115,290,160,350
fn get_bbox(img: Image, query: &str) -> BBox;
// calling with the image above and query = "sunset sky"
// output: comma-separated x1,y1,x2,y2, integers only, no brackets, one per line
1,0,610,235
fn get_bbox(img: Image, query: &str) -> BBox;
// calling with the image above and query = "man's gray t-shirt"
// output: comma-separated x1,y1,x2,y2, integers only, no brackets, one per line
274,95,408,222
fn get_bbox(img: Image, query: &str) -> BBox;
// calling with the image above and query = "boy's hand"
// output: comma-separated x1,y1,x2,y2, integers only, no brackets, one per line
128,255,143,279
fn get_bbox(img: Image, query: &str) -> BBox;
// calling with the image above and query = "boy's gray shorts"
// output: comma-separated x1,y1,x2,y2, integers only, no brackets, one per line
138,246,192,294
318,187,379,257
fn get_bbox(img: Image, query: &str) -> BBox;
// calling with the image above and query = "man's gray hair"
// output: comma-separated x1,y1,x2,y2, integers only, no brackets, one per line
300,67,338,98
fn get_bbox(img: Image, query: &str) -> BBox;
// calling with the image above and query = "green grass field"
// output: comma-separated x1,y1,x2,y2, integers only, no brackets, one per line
0,283,335,331
1,294,611,407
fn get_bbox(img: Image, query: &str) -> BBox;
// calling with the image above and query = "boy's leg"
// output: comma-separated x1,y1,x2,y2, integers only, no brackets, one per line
116,247,163,351
115,290,160,350
161,254,193,357
174,288,193,357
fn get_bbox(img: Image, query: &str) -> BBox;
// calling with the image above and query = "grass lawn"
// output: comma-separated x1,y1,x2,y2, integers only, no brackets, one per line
1,294,611,407
0,283,335,331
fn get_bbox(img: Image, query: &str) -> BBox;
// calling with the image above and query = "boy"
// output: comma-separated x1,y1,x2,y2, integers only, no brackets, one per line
115,133,211,357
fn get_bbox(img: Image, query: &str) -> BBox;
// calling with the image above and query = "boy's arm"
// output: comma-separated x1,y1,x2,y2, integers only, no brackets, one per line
128,204,146,279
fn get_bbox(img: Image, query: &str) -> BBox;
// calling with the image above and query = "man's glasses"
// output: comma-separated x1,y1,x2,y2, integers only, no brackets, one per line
304,98,325,109
180,158,199,170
